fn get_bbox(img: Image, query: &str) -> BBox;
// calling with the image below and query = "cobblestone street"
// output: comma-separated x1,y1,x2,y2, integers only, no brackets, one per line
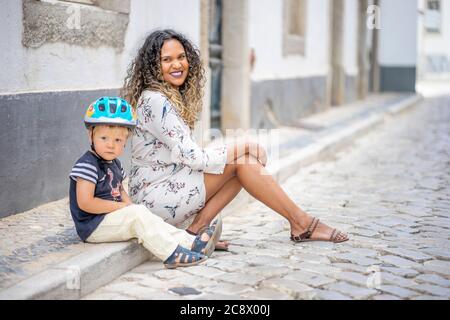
84,96,450,300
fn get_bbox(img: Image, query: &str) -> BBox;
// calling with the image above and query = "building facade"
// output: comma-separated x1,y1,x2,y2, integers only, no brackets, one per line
417,0,450,79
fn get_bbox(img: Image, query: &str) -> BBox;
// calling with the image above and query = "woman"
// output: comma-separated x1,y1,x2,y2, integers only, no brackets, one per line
122,29,348,248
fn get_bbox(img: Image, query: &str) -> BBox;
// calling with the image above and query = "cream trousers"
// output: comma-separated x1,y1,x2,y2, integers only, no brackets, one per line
86,204,195,261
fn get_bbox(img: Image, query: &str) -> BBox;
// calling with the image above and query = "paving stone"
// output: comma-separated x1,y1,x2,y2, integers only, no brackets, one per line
379,272,418,288
410,283,450,297
131,262,164,274
167,274,219,288
378,285,420,299
331,252,381,266
82,291,136,300
311,289,352,300
241,288,293,300
202,283,254,296
153,269,187,280
381,267,419,278
342,247,380,258
260,278,316,299
206,260,249,272
245,265,290,278
193,293,245,300
283,271,335,287
182,265,226,278
420,260,450,277
250,248,291,258
289,262,341,275
412,295,447,300
290,252,331,264
219,272,265,286
379,255,422,268
137,276,177,290
245,255,291,267
331,263,370,274
332,271,371,287
381,247,434,262
372,294,401,300
324,282,378,300
169,287,202,296
421,248,450,261
414,274,450,287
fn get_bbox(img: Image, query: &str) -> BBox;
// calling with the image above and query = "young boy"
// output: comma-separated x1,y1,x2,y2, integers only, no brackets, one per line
69,97,219,268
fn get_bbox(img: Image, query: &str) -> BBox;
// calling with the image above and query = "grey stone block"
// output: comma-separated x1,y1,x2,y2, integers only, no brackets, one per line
378,285,419,299
325,282,378,300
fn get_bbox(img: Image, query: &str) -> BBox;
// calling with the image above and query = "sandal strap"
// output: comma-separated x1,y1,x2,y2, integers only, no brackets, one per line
330,229,339,242
290,217,320,241
308,218,320,236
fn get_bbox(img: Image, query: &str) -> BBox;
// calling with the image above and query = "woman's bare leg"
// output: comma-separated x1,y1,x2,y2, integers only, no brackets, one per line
191,154,348,242
188,177,242,232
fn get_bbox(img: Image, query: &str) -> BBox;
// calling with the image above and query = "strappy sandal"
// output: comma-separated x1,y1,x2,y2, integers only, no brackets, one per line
290,217,349,243
163,245,207,269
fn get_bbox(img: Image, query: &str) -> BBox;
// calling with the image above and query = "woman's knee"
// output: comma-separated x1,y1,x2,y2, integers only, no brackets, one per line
235,154,259,168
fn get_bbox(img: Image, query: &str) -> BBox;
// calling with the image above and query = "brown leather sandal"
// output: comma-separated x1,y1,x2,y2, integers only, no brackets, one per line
290,217,349,243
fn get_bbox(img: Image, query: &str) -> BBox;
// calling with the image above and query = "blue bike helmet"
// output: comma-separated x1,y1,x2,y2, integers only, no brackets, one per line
84,97,136,129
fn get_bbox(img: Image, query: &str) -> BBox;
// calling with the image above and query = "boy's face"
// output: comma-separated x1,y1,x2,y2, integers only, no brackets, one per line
89,126,129,161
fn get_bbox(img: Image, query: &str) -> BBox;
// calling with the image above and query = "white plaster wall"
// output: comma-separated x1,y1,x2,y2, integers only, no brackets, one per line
379,0,418,66
342,0,358,76
0,0,201,94
249,0,330,81
123,0,201,78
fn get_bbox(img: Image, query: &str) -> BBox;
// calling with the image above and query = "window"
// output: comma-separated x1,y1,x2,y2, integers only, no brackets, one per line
283,0,307,56
424,0,441,33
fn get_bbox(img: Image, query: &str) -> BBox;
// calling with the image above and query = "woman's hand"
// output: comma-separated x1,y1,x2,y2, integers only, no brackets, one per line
226,142,267,166
247,142,267,167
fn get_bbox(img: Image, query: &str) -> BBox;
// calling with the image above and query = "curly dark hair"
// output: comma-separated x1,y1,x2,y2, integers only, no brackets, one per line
121,29,205,129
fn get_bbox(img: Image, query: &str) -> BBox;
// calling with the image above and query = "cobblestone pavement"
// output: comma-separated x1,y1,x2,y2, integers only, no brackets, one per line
1,94,408,293
83,95,450,300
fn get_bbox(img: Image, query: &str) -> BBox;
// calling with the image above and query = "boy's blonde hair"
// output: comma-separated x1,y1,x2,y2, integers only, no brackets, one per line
89,125,132,138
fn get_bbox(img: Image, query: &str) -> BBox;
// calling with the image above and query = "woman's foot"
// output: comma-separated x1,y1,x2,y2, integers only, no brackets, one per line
290,216,349,243
164,245,207,269
190,224,220,257
215,240,230,251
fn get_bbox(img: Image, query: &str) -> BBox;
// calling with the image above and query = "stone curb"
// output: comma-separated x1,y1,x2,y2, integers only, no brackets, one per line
0,242,150,300
0,94,422,300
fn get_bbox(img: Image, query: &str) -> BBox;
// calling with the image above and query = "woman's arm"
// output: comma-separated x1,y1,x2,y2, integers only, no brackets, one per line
76,178,128,214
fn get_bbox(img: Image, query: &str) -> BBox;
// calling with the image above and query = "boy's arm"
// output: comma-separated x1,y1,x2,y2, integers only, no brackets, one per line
120,187,133,205
76,178,127,214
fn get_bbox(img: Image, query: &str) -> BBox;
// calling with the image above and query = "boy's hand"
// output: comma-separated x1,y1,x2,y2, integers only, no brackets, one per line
118,201,130,210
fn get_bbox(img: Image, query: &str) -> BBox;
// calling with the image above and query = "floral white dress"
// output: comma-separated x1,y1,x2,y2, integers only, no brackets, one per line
129,90,227,225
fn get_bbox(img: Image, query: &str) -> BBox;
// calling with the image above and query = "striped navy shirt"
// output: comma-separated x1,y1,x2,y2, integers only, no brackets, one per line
69,150,125,241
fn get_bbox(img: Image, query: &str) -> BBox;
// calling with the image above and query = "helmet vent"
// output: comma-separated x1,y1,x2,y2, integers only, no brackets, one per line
98,103,105,111
121,104,127,113
110,102,117,114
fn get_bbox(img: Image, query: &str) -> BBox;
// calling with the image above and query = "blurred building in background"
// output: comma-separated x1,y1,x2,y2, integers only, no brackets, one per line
417,0,450,79
0,0,422,217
